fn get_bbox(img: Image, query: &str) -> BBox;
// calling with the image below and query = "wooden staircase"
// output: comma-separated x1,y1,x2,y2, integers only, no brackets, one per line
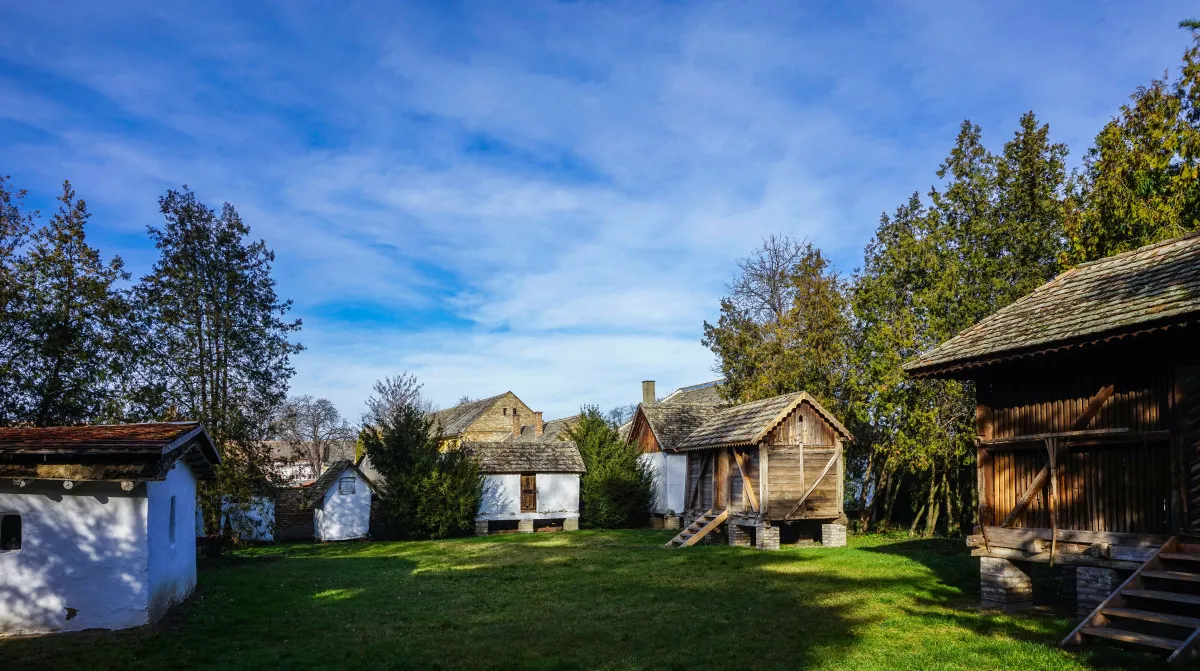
1063,536,1200,663
664,509,728,548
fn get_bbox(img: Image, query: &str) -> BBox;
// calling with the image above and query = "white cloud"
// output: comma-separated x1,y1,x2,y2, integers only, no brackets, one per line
2,0,1196,420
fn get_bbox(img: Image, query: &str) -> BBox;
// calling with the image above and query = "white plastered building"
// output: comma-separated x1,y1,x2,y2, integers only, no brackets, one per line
0,422,219,635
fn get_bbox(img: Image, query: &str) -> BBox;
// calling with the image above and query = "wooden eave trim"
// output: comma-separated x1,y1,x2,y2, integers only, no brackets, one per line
906,317,1197,379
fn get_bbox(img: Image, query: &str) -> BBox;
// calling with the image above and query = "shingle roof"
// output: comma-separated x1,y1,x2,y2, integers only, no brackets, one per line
0,422,220,481
905,231,1200,377
431,393,507,438
463,440,586,474
510,415,579,443
301,460,375,504
641,404,721,450
674,392,851,450
661,380,727,406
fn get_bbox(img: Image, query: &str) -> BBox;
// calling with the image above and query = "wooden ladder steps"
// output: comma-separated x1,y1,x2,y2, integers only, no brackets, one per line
1079,627,1182,652
1141,570,1200,583
1101,608,1200,629
664,509,728,548
1158,552,1200,563
1121,588,1200,606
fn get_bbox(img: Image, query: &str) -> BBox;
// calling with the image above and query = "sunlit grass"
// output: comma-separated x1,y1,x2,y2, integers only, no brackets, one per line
0,530,1163,670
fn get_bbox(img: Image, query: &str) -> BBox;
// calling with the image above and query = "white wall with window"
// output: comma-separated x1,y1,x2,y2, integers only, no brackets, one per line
313,467,373,541
146,461,199,622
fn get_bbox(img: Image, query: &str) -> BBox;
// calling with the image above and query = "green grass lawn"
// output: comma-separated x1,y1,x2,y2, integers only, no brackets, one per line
0,531,1163,670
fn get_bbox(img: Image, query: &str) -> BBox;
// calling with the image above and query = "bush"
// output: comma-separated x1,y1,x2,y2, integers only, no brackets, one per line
569,406,653,528
361,397,483,539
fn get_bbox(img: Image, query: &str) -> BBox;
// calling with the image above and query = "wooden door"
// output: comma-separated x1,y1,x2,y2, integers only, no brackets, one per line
520,474,537,513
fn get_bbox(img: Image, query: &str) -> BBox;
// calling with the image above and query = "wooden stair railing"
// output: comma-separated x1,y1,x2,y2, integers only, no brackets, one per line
1061,536,1200,663
664,509,728,549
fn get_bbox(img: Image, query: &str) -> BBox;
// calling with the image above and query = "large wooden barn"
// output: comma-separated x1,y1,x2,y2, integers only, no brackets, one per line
905,231,1200,661
629,391,851,550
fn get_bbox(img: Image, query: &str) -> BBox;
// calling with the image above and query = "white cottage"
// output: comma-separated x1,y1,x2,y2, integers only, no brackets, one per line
0,422,219,634
466,436,586,534
274,460,375,542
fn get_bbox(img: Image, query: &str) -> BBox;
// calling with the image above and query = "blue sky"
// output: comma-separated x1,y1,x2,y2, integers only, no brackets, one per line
1,1,1195,420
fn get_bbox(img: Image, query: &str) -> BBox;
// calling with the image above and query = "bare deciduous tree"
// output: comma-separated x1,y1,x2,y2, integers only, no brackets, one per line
727,234,809,325
274,395,355,478
363,373,432,429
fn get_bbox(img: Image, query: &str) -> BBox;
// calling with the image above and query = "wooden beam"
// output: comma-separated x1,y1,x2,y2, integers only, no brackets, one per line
978,428,1130,446
1073,384,1116,431
1000,463,1049,528
972,525,1170,548
784,446,841,520
972,546,1143,570
732,449,759,512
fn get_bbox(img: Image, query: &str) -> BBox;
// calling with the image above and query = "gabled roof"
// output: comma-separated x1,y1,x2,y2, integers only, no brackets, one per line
674,392,851,450
301,459,376,504
509,415,580,443
905,231,1200,377
660,380,727,406
463,441,586,474
0,422,220,482
430,393,508,438
639,403,721,451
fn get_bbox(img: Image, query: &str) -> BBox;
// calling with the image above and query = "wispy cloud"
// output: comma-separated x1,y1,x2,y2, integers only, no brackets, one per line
1,0,1195,418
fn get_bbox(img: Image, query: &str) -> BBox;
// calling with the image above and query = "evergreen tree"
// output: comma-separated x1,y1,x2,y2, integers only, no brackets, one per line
703,237,851,409
0,176,35,424
569,406,652,529
1064,24,1200,264
6,182,131,426
131,187,302,531
360,375,483,539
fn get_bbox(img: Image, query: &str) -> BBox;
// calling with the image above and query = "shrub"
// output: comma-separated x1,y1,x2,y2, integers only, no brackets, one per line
569,406,653,528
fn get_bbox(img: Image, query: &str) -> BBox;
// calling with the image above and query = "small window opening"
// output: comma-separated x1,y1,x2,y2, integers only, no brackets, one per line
503,408,508,415
339,476,356,495
169,496,177,545
1,514,21,552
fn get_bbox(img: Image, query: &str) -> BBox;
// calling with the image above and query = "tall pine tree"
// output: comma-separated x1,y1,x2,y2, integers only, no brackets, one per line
131,187,302,531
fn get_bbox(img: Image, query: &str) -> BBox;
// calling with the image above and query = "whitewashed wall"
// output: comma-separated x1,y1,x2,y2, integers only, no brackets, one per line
223,495,275,542
0,481,150,634
476,473,580,521
146,462,199,623
314,469,371,541
640,452,687,515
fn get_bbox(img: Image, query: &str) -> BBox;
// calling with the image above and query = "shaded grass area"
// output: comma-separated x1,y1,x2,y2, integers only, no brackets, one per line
0,531,1163,670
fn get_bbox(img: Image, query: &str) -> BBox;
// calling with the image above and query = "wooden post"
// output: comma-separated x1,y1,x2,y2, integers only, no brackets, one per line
759,442,769,519
1047,437,1059,566
977,405,994,552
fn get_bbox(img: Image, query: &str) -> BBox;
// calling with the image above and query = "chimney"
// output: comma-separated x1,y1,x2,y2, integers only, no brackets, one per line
512,410,521,439
534,411,544,438
642,380,656,407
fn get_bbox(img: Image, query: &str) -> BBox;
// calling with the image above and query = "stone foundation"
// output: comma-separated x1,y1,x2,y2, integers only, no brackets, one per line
475,520,490,536
821,524,847,547
729,524,752,547
980,557,1033,609
756,524,780,551
1075,567,1122,617
563,517,579,531
664,516,681,531
518,519,534,533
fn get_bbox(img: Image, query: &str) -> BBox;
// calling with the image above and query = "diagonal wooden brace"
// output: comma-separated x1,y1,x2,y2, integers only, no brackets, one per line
786,446,841,520
733,449,759,512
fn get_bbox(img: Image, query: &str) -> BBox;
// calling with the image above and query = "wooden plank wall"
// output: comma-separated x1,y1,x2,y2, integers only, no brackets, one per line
990,440,1173,534
983,370,1171,439
687,452,714,511
1181,366,1200,529
764,401,842,520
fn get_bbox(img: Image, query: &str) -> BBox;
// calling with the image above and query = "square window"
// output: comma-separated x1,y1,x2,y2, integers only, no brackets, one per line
2,514,22,552
339,477,356,495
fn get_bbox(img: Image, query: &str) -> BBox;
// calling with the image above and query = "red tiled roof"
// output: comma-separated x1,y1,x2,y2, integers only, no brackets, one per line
0,422,202,452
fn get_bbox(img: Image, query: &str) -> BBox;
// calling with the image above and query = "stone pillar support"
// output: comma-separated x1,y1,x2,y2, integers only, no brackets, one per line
756,524,780,551
563,517,579,531
1075,567,1122,617
980,556,1033,609
728,524,752,547
821,524,847,548
475,520,490,536
518,519,535,534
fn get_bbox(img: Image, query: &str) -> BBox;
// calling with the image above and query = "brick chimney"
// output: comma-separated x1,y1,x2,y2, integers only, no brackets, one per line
512,410,521,439
642,380,656,407
534,411,544,438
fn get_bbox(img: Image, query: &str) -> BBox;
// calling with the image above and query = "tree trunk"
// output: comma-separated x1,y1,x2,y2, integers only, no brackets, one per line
922,469,941,537
857,449,876,528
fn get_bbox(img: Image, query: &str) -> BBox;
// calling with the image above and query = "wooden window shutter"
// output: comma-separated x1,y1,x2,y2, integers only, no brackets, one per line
520,474,537,513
